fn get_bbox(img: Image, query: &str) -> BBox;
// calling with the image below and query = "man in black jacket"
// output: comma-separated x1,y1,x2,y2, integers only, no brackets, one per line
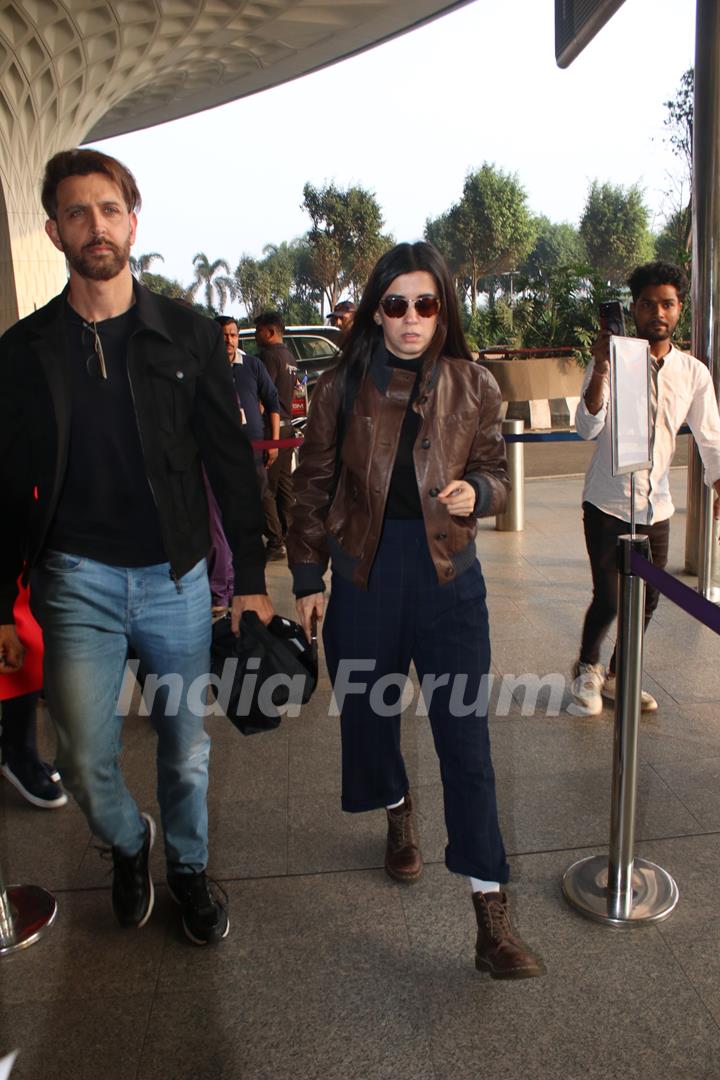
0,148,272,945
255,310,297,559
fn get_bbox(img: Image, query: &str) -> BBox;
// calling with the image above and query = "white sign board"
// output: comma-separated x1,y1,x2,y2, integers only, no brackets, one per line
609,336,652,476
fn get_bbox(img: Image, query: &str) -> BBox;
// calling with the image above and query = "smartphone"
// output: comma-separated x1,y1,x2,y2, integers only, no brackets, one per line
599,300,625,337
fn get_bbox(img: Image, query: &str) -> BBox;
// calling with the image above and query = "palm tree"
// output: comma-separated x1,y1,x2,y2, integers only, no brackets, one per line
129,251,164,282
188,252,234,312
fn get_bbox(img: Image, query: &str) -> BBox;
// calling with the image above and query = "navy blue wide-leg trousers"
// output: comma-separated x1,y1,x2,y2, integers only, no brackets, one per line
323,519,509,883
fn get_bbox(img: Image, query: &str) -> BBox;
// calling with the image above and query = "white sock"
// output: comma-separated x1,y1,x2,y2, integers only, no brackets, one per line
386,796,405,810
470,877,501,894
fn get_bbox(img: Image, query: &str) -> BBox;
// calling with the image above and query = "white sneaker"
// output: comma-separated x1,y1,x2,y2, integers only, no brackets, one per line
601,674,658,712
569,661,605,715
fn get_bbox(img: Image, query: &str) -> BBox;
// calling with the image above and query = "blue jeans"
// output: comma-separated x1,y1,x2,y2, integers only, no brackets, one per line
32,553,212,871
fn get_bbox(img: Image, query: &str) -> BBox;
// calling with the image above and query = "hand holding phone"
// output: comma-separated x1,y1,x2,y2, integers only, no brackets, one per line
599,300,625,337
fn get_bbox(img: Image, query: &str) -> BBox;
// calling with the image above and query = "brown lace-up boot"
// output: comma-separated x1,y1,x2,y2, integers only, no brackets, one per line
472,891,545,979
384,793,423,883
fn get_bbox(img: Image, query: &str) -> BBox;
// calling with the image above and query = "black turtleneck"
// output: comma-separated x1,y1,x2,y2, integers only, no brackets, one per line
384,350,424,520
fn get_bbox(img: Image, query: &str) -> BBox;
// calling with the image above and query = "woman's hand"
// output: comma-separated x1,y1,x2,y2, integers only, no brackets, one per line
296,593,325,641
437,480,476,518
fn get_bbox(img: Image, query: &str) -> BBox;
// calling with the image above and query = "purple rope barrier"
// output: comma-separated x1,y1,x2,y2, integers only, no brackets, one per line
629,550,720,636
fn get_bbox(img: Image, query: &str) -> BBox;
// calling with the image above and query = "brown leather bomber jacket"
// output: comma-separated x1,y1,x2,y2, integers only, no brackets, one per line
287,346,510,594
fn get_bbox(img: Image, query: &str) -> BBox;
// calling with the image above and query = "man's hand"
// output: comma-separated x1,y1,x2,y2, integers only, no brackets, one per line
296,593,324,641
231,593,274,633
0,624,25,674
265,447,279,469
437,480,476,518
590,330,612,377
584,330,612,415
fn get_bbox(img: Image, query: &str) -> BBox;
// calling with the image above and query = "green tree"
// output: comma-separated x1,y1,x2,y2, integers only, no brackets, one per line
129,251,164,282
579,181,654,284
302,182,392,310
188,252,234,312
659,67,693,262
141,271,188,300
655,206,692,271
427,164,537,314
520,218,586,282
518,264,622,361
233,254,273,319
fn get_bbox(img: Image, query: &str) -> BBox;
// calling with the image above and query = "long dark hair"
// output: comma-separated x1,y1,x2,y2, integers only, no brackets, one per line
334,242,471,403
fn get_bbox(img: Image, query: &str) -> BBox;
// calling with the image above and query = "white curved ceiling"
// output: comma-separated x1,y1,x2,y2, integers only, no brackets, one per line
0,1,472,146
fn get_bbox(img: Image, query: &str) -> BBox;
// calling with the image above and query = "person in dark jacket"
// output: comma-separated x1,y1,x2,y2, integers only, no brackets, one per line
255,311,298,559
287,242,543,980
0,148,272,945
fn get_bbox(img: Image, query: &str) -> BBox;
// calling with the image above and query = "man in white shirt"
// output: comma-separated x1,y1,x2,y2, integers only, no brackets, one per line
571,261,720,715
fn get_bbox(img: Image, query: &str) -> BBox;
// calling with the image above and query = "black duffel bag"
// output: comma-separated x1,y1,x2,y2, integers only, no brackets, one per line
210,610,318,735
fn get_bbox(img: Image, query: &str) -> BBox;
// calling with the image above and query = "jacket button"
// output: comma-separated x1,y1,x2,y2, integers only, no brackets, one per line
436,532,447,540
421,439,430,449
445,567,454,577
429,486,439,497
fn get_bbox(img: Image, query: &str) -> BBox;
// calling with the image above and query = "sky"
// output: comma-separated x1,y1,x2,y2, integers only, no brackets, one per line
88,0,697,295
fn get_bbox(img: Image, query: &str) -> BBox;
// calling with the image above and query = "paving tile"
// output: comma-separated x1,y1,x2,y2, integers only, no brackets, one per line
287,788,399,874
651,758,720,829
401,859,720,1080
0,888,166,1005
1,995,152,1080
208,794,288,878
643,835,720,1026
496,763,702,854
155,870,409,993
138,970,436,1080
0,793,92,892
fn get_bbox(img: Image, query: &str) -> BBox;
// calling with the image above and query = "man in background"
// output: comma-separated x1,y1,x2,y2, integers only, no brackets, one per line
255,311,297,560
327,299,356,340
571,260,720,716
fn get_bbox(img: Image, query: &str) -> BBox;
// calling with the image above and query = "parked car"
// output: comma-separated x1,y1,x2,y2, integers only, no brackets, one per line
237,325,341,391
238,325,341,432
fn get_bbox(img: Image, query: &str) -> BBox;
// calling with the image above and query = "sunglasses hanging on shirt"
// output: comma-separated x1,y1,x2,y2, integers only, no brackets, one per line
82,321,108,380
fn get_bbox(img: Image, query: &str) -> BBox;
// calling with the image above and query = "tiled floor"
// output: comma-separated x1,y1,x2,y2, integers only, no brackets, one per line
1,469,720,1080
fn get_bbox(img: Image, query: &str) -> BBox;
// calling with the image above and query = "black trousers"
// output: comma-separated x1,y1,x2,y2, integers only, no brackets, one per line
580,501,670,673
262,425,294,546
0,691,40,762
323,519,509,883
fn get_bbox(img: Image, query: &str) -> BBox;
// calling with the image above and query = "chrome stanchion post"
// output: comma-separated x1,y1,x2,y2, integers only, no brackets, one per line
496,419,524,532
0,858,57,956
562,536,679,926
607,535,649,921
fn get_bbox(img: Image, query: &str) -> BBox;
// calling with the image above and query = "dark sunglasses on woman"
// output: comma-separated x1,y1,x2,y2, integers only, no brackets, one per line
380,295,441,319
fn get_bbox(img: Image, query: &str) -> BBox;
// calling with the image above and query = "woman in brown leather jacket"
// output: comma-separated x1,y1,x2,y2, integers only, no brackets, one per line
287,242,543,979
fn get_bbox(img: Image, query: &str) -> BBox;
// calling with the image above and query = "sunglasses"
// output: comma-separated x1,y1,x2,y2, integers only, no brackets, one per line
380,295,441,319
82,321,108,380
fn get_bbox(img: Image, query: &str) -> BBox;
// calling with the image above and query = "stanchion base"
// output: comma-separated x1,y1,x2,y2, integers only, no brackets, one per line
0,885,57,956
562,855,678,927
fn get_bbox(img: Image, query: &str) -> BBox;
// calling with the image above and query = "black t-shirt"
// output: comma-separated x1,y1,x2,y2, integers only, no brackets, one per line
385,351,423,520
45,303,167,566
260,343,296,424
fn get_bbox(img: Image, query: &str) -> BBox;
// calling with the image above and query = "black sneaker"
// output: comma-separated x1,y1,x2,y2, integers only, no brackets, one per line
166,869,229,945
1,757,68,809
111,813,155,928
